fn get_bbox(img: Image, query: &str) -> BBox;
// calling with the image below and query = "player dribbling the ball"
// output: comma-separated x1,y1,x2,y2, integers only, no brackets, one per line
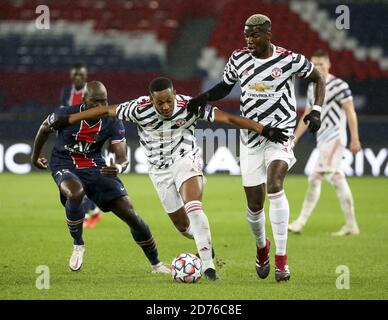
49,77,288,281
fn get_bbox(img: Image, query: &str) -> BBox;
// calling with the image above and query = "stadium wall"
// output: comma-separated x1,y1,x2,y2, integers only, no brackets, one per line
1,139,387,176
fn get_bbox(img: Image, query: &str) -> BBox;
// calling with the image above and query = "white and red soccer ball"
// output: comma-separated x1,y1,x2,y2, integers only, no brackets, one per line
171,253,202,283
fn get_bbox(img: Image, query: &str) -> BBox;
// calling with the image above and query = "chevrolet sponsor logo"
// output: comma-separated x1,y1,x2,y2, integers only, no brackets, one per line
248,83,272,92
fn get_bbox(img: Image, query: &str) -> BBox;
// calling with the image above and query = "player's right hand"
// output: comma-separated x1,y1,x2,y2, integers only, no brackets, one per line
47,113,70,130
187,94,208,116
100,158,120,177
32,157,48,169
350,139,362,155
261,125,289,143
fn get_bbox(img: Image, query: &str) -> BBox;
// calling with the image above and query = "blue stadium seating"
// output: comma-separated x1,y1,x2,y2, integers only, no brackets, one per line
320,4,388,54
0,34,163,71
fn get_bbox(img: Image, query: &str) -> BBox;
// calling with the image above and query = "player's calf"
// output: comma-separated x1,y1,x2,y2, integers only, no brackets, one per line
172,212,194,240
184,201,218,279
110,197,164,268
65,199,85,246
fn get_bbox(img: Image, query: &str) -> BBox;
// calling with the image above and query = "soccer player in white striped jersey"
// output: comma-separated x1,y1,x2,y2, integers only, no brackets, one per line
188,14,326,282
288,50,361,236
49,77,288,281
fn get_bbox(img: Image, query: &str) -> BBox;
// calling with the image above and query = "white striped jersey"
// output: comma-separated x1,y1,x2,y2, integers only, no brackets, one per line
223,44,313,148
307,74,352,147
116,94,216,169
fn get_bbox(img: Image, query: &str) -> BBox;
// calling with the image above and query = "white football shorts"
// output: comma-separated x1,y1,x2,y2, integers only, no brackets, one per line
313,138,345,174
148,151,204,213
240,136,296,187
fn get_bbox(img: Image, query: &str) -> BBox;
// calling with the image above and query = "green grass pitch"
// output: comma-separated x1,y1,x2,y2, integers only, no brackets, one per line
0,173,387,300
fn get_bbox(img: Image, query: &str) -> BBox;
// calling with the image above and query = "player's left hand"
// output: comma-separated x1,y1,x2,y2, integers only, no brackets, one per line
350,140,361,155
261,125,289,143
32,156,48,169
100,158,121,177
303,110,321,134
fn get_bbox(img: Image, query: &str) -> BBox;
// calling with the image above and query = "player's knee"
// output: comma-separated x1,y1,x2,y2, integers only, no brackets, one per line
328,172,344,187
174,214,190,232
266,180,283,194
308,172,323,187
125,201,136,216
171,210,190,232
247,202,263,213
67,189,85,204
175,220,190,233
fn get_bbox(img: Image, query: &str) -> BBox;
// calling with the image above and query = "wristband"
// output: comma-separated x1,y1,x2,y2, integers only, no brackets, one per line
312,105,322,113
115,164,123,174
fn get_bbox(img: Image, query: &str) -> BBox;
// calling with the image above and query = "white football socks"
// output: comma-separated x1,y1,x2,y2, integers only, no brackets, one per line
269,190,290,256
246,207,266,248
185,201,214,271
331,175,358,228
299,174,323,225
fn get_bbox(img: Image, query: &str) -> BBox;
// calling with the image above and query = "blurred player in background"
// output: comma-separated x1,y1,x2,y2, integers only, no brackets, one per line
60,63,103,228
288,49,361,236
188,14,326,282
49,77,288,281
31,81,169,274
60,63,88,107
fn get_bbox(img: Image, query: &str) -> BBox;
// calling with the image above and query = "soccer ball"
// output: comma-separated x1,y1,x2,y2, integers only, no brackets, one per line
171,253,202,283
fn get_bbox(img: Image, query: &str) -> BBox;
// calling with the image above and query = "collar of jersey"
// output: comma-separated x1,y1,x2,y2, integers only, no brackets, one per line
251,44,276,61
326,73,334,84
72,84,84,93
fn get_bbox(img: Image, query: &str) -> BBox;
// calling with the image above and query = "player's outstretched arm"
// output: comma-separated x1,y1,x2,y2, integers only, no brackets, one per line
68,105,118,124
213,109,288,143
188,81,234,115
49,105,118,130
31,117,53,169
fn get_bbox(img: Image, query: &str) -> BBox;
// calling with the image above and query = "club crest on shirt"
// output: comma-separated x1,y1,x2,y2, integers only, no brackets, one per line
175,118,186,127
271,67,283,78
204,104,212,112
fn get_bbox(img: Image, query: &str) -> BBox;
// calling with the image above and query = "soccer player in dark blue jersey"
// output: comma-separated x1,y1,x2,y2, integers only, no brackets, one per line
31,81,169,274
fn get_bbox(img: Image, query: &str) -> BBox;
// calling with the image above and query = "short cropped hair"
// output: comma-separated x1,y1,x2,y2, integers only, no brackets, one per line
245,14,271,31
311,49,330,60
149,77,173,94
71,63,86,70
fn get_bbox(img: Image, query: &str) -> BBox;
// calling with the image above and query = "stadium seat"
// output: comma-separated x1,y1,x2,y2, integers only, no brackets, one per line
197,0,387,80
